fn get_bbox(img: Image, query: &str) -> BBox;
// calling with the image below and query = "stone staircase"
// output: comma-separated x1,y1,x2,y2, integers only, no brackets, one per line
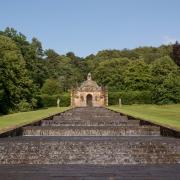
23,107,160,136
0,107,180,179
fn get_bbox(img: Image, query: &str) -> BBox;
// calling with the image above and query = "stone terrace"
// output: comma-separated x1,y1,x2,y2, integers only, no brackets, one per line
0,107,179,179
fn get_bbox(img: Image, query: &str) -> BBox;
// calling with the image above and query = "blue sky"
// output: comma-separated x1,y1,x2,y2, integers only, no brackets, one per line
0,0,180,57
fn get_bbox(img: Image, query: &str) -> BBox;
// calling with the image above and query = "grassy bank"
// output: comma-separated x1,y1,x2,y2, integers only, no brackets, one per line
109,104,180,131
0,107,70,133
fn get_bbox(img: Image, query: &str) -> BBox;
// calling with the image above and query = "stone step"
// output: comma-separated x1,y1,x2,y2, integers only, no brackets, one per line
68,110,119,115
41,119,140,126
63,110,120,115
60,113,122,118
0,136,179,165
52,115,128,121
22,126,160,136
70,107,111,112
0,164,180,180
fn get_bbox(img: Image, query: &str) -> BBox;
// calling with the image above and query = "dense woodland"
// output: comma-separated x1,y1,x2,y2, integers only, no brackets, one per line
0,27,180,114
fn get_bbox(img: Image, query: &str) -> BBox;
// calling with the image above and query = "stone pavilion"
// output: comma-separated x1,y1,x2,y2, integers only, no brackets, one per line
71,73,108,107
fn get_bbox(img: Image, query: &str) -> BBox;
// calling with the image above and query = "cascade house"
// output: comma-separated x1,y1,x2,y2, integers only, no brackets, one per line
71,73,108,107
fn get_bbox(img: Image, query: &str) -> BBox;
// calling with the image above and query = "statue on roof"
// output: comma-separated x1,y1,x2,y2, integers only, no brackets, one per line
87,72,92,80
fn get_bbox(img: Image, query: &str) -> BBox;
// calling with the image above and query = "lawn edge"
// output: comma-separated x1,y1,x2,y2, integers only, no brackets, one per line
0,107,71,135
107,106,180,132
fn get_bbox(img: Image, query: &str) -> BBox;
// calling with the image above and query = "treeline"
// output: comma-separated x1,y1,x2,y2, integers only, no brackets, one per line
0,27,180,114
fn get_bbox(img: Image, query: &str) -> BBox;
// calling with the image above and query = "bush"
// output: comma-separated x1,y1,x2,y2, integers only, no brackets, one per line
37,93,70,107
108,91,152,105
17,99,32,112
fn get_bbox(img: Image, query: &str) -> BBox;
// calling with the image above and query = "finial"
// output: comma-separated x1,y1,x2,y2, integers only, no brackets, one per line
87,72,91,80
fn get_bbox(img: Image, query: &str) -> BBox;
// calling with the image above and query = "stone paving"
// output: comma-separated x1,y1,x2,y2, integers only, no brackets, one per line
0,107,179,179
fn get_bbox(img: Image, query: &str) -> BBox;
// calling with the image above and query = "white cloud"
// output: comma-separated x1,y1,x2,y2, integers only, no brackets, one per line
163,35,177,44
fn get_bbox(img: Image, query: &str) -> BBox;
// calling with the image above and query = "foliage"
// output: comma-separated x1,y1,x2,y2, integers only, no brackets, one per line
108,91,152,105
41,79,63,95
150,56,180,104
38,93,70,107
172,41,180,67
0,35,36,113
17,99,33,112
0,27,180,114
93,58,129,90
124,60,152,91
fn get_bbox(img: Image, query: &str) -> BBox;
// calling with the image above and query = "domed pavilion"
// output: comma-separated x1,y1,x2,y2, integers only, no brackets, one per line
71,73,108,107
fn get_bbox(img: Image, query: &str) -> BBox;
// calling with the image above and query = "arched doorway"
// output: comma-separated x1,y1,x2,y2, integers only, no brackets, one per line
86,94,93,107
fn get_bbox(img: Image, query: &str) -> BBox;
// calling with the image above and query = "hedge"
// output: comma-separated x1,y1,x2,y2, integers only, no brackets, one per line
108,91,152,105
37,93,70,108
36,91,152,107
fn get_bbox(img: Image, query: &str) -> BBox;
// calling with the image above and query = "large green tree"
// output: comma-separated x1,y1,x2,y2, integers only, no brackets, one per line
150,56,180,104
123,60,152,91
93,58,129,90
0,35,36,113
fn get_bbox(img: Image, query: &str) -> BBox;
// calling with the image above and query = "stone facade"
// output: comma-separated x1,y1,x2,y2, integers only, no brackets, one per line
71,73,108,107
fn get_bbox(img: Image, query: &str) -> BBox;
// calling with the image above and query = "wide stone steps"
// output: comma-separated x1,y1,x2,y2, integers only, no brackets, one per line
22,126,160,136
0,136,179,165
0,107,179,179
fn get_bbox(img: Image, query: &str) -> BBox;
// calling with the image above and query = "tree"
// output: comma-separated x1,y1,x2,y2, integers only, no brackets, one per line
0,27,179,110
1,27,30,57
31,37,44,57
1,27,48,87
66,52,76,60
123,60,152,91
41,79,63,95
172,41,180,67
44,49,59,60
93,58,130,90
150,56,180,104
0,35,36,113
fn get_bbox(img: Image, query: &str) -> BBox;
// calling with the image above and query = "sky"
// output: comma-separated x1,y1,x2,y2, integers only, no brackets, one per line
0,0,180,57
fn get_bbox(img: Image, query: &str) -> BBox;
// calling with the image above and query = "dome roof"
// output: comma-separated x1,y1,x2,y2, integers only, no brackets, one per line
80,79,99,89
78,73,101,91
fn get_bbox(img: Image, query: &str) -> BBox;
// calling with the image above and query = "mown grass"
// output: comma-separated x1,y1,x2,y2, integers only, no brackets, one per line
109,104,180,131
0,107,70,133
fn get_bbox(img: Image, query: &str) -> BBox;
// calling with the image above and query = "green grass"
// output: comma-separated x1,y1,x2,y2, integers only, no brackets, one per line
0,107,70,133
108,104,180,131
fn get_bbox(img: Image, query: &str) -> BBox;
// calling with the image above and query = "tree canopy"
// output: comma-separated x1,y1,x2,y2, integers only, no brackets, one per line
0,27,180,113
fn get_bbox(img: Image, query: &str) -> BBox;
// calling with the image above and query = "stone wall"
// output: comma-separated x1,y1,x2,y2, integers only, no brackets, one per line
72,91,106,107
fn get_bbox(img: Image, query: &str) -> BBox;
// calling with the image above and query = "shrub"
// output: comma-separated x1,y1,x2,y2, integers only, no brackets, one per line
17,99,32,112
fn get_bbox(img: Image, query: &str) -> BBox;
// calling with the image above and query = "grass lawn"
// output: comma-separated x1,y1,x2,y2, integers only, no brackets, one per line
0,107,70,134
109,104,180,131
